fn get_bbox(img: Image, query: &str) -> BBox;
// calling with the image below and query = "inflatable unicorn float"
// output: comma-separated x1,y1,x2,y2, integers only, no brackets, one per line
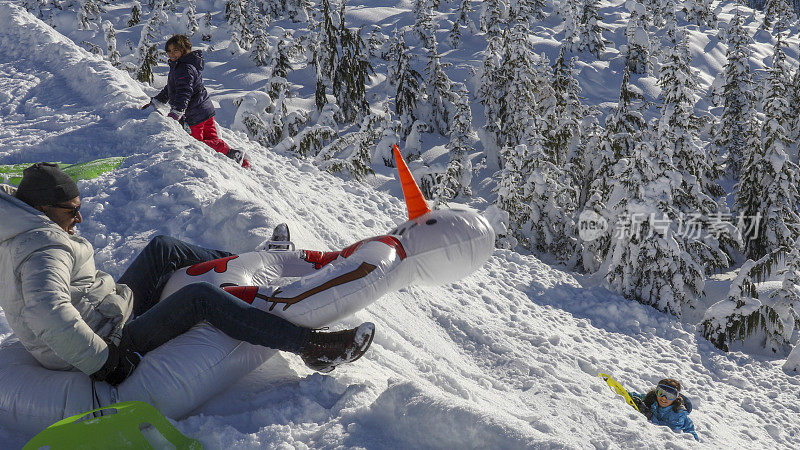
0,146,495,434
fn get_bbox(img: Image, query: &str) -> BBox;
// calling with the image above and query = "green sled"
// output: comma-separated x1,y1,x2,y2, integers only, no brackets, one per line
598,372,640,412
0,157,125,186
23,400,203,450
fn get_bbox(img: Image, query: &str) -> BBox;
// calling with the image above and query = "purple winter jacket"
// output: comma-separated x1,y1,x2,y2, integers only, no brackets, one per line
153,50,215,126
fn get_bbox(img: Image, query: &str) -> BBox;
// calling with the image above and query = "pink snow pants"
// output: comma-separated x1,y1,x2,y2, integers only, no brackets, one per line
189,116,231,156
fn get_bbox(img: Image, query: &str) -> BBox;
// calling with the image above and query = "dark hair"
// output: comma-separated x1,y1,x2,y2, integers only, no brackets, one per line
643,378,685,412
165,34,191,53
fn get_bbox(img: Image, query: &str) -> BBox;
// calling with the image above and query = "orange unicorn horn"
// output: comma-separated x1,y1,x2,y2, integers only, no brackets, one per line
394,144,432,220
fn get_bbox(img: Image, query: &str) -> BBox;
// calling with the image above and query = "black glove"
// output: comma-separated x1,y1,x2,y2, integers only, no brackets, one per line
106,345,141,386
632,396,648,417
140,100,153,110
90,341,141,386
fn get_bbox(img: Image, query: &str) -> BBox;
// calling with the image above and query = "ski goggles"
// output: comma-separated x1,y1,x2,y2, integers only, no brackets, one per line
656,384,679,402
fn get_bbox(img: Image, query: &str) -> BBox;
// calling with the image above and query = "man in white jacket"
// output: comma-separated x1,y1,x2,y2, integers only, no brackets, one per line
0,163,374,386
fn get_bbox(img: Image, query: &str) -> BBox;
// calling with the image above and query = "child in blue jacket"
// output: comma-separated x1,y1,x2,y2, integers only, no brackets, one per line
630,378,699,441
142,35,248,168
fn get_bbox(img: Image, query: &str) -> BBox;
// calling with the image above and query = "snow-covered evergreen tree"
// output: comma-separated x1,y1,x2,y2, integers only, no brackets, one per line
373,104,402,166
477,32,505,169
77,0,103,31
315,0,340,91
259,0,280,18
389,32,422,138
450,0,476,48
480,0,505,35
367,26,387,58
250,15,272,67
559,0,581,51
127,2,142,27
591,68,647,204
641,0,665,26
658,30,722,200
333,25,374,123
313,53,328,111
736,34,800,260
286,0,311,22
682,0,716,27
422,32,454,135
583,68,647,266
661,0,679,43
791,66,800,148
185,0,199,34
657,30,732,273
624,1,652,75
493,144,531,249
702,258,768,351
544,45,584,166
766,244,800,352
716,10,758,180
136,44,159,84
571,115,600,212
233,90,280,147
226,0,252,51
760,32,794,150
403,120,426,160
434,83,473,204
578,190,607,272
316,113,385,180
702,246,800,353
496,18,541,150
135,2,167,83
762,0,797,30
576,0,609,58
103,21,121,68
523,135,579,263
234,78,309,150
604,141,707,317
273,39,292,79
413,0,435,43
293,124,338,158
201,12,213,41
511,0,546,21
572,116,603,270
449,19,462,49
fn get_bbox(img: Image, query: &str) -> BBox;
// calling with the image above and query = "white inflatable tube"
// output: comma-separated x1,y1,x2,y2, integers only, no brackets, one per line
0,326,273,435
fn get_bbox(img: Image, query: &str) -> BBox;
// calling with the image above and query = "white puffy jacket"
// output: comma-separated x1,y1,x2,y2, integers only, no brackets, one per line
0,185,133,375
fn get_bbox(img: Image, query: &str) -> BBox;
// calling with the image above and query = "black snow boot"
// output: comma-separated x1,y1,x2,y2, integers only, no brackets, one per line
300,322,375,373
225,149,250,168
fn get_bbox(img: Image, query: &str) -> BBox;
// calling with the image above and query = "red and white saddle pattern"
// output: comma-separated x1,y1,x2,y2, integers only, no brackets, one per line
160,236,408,328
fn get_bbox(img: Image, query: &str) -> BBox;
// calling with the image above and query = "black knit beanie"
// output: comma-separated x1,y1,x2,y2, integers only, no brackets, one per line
16,163,79,207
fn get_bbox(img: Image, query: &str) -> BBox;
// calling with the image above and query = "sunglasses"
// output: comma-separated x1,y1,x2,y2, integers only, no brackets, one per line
51,203,81,218
656,384,679,402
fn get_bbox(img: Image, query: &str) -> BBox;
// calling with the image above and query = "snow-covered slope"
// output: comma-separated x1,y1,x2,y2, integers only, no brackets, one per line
1,3,799,449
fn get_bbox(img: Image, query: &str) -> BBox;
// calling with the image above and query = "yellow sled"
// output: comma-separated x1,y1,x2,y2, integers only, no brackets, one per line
598,373,640,412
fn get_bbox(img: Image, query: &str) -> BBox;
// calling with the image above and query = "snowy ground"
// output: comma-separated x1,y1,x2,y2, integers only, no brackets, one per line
1,2,799,449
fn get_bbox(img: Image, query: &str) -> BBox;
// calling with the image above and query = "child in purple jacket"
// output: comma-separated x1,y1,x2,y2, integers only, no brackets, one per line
142,35,248,168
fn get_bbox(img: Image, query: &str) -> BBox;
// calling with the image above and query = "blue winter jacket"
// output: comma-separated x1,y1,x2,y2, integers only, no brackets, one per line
630,392,699,441
153,50,215,126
